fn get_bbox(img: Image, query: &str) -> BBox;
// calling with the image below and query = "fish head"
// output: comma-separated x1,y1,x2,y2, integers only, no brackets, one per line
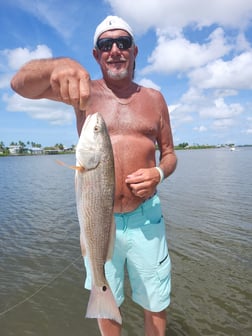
76,113,107,170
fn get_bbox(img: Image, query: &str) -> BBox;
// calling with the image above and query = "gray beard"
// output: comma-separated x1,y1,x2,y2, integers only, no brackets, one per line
107,69,128,80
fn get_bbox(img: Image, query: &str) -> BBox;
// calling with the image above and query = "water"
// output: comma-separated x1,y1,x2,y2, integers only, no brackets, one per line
0,149,251,336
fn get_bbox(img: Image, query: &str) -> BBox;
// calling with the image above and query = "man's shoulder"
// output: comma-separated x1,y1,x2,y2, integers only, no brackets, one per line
139,84,164,101
90,78,103,87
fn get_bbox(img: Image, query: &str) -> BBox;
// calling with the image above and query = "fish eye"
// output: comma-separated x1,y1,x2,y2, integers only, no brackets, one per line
94,125,100,132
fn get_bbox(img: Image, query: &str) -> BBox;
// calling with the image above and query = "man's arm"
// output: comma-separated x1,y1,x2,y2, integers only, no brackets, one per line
125,92,177,199
157,97,177,179
11,57,90,110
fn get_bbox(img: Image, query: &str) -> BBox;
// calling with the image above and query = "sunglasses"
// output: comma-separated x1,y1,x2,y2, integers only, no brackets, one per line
96,36,133,52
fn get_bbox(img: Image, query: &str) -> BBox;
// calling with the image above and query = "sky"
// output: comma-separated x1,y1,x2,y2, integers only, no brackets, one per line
0,0,252,147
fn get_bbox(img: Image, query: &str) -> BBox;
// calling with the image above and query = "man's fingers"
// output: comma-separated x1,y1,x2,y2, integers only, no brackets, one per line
57,78,90,108
125,172,144,184
50,76,61,98
60,78,71,104
68,78,81,107
50,66,90,108
79,77,90,110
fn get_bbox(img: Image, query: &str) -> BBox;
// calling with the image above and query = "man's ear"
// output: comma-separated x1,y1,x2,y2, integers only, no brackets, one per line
134,45,138,58
93,48,99,62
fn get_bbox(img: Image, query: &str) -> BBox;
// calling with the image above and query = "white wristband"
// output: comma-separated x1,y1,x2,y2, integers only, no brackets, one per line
155,166,164,183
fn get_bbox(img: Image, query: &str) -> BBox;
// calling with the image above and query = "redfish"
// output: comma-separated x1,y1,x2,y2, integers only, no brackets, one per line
75,112,121,324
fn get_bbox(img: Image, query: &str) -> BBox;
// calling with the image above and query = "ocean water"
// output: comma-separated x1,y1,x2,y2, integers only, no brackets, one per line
0,148,251,336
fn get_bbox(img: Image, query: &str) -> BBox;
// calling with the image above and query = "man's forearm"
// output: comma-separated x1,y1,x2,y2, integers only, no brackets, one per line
10,58,62,99
11,57,91,109
159,152,177,179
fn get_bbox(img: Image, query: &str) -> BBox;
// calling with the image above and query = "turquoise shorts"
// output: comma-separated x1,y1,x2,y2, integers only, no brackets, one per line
83,194,171,312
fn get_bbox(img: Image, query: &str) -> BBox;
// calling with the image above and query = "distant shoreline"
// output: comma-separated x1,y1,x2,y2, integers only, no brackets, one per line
0,150,75,157
1,145,251,157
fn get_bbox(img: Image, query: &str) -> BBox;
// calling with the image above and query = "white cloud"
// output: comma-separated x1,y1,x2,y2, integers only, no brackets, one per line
4,93,74,126
212,118,235,130
235,32,251,52
213,89,238,98
0,45,53,89
244,117,252,135
10,0,81,40
180,87,207,105
189,51,252,90
167,88,245,138
4,45,53,70
138,78,160,90
0,74,13,89
199,98,244,119
109,0,252,101
194,125,207,132
169,103,194,125
142,28,231,74
107,0,252,32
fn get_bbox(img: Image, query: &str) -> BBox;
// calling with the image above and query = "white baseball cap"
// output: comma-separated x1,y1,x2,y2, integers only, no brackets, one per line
93,15,134,47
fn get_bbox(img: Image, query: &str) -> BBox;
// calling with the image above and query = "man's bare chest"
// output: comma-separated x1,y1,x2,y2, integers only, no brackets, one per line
89,99,159,138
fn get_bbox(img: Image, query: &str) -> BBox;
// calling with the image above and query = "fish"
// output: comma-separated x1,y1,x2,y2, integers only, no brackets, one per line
75,112,121,324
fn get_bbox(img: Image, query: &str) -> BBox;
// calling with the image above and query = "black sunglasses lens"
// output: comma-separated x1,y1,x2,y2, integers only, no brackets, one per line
117,37,132,49
97,39,113,51
97,36,132,51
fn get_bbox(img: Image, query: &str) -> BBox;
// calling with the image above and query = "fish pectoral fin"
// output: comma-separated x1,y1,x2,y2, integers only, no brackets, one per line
106,217,116,261
77,150,101,170
56,160,86,172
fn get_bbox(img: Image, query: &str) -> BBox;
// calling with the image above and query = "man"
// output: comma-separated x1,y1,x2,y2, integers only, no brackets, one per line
11,15,177,336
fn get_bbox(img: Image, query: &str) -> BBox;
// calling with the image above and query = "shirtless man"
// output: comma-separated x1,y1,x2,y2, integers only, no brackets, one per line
11,16,177,336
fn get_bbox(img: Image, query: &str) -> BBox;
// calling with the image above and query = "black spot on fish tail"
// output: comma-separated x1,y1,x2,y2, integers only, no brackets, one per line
102,285,107,292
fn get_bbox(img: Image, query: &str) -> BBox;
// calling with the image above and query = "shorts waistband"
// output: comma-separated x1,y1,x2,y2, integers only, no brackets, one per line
114,193,159,219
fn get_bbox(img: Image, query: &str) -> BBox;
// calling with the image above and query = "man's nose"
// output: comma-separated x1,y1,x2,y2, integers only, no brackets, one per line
110,42,121,53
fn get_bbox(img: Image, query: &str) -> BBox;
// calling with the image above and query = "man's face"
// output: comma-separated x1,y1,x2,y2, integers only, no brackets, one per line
93,29,138,81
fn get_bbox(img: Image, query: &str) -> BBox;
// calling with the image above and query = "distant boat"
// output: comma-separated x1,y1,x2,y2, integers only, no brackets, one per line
230,146,236,151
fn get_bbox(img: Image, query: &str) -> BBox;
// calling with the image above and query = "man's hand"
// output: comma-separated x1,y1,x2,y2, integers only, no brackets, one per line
50,59,90,110
125,167,161,199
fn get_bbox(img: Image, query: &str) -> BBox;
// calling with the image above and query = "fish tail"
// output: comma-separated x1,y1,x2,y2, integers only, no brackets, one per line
86,285,122,325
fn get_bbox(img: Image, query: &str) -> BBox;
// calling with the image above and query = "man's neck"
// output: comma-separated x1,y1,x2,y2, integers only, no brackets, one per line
102,78,137,98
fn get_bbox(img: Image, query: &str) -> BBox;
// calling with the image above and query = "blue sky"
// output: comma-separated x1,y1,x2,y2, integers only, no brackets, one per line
1,0,252,147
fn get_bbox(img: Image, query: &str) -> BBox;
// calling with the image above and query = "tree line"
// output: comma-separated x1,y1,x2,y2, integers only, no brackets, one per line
0,141,75,155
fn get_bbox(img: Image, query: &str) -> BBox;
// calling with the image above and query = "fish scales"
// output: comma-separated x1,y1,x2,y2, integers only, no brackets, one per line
75,112,121,324
79,167,113,286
